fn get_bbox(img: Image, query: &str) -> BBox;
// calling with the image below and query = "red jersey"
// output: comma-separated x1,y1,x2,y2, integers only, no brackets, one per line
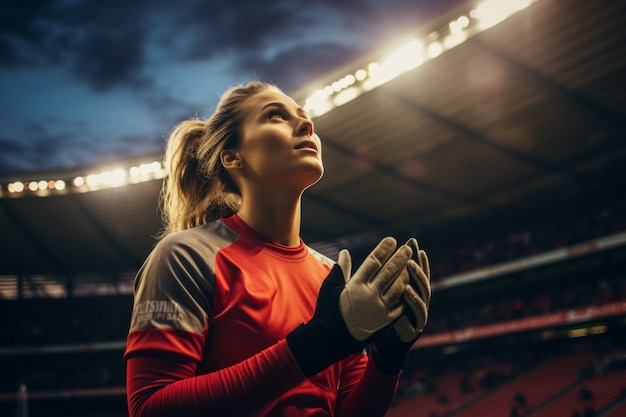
125,215,400,417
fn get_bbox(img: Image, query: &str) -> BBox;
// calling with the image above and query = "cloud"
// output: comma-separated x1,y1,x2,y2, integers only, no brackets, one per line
237,42,366,93
0,138,30,172
67,28,149,92
0,0,158,91
0,0,60,67
0,117,164,174
0,0,459,173
0,0,436,92
0,132,79,173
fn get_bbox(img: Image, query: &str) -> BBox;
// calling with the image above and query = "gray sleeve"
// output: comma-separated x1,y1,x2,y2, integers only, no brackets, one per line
128,229,217,335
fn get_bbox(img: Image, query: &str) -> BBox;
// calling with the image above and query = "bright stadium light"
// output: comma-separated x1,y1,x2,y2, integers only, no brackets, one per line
300,0,539,118
382,40,424,75
427,41,444,58
334,87,359,107
355,69,367,81
8,182,24,193
473,0,533,30
73,176,85,187
99,168,127,188
0,156,166,198
86,174,101,187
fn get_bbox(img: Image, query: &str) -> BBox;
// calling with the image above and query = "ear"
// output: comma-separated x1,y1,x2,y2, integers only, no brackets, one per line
220,149,243,169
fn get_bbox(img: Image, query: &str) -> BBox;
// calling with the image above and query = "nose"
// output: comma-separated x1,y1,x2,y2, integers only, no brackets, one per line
296,117,314,137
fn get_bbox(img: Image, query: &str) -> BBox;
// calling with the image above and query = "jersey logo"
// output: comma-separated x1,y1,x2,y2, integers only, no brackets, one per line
132,300,184,327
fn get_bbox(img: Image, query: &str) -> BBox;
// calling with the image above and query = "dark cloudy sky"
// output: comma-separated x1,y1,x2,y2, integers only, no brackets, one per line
0,0,457,174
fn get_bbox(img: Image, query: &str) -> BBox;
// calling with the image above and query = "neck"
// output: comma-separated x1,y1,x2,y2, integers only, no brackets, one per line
236,187,303,247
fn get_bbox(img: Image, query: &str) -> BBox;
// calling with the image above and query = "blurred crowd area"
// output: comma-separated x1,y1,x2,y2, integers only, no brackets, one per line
1,193,624,412
427,270,626,333
2,196,624,349
1,194,624,345
2,265,623,351
425,195,626,280
1,296,132,347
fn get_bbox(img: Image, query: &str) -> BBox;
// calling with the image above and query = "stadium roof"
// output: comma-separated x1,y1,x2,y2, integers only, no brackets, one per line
1,0,625,279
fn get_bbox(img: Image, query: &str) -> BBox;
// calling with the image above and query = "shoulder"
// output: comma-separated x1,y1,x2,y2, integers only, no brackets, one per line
154,219,240,259
134,220,241,303
138,220,242,285
306,245,335,269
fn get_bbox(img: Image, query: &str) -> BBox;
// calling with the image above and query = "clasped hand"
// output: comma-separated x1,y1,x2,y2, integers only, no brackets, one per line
285,235,430,377
336,236,431,343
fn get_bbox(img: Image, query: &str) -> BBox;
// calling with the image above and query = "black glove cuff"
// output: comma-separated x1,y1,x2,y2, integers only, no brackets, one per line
286,321,339,377
371,331,421,375
286,264,367,377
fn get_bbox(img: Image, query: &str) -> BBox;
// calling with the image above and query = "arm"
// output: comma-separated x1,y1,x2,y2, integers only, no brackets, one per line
126,334,307,417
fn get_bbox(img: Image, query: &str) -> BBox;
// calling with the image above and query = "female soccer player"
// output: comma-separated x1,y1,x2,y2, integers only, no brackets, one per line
124,81,431,417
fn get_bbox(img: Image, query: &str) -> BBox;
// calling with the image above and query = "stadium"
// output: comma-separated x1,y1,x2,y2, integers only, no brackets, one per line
1,0,625,416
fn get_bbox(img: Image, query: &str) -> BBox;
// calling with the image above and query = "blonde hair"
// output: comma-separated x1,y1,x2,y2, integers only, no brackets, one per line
158,81,281,238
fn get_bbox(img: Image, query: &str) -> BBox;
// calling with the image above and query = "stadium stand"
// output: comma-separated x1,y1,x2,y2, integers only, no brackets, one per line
1,192,624,417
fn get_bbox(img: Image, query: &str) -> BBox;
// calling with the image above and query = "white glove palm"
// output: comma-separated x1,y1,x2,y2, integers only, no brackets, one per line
337,237,412,341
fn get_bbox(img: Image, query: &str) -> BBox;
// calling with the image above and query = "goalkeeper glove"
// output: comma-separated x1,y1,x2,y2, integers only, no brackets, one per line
371,238,431,374
286,237,411,376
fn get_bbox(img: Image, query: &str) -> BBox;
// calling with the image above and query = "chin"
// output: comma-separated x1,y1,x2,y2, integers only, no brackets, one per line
305,171,324,190
295,165,324,190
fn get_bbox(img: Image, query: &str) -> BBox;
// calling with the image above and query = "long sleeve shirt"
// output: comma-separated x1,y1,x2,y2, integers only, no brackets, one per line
125,214,400,417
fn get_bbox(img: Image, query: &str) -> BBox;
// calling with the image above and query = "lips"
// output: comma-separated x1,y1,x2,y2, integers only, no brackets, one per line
295,140,319,152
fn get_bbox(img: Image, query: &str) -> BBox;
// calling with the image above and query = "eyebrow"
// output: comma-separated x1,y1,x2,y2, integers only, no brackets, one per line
261,101,309,119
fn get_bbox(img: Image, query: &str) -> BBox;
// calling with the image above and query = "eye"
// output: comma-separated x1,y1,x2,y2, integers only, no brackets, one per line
268,109,285,120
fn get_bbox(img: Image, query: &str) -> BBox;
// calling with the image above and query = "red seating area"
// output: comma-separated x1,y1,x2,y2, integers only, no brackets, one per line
453,351,595,417
533,368,626,417
390,370,479,417
388,349,626,417
389,360,520,417
604,400,626,417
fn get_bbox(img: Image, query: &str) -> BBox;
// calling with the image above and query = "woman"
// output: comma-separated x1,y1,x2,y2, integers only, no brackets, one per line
124,81,431,417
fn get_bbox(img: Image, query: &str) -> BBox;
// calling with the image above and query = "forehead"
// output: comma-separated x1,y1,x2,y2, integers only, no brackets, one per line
242,89,300,114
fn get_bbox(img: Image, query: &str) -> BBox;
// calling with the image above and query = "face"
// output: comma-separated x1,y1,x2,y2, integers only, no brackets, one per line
231,89,323,191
